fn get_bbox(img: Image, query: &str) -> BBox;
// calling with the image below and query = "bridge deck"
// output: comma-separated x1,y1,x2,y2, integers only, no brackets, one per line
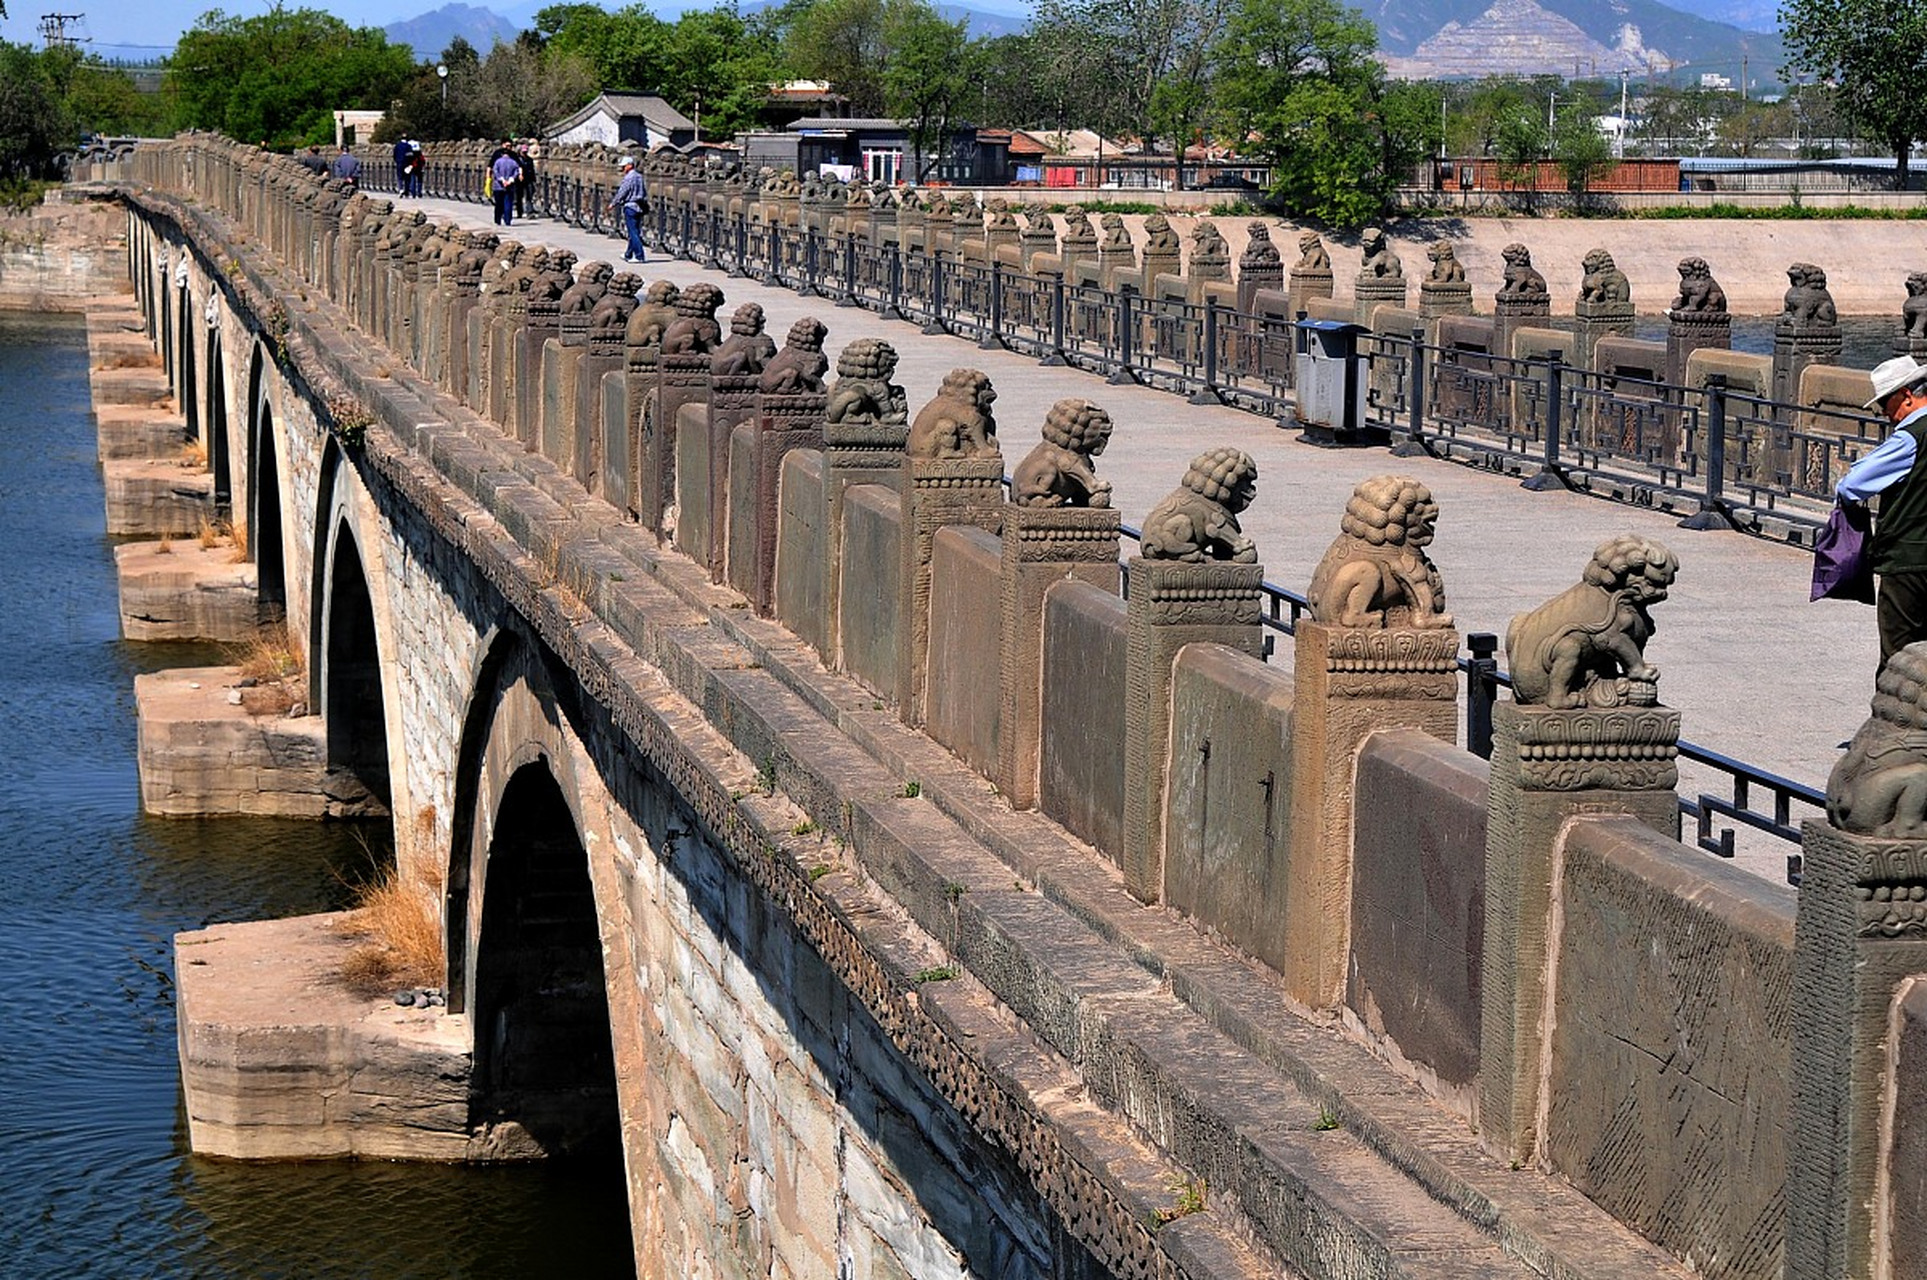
413,195,1854,886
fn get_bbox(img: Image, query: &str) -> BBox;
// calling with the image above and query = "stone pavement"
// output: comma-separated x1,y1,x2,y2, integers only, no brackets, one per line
412,196,1867,884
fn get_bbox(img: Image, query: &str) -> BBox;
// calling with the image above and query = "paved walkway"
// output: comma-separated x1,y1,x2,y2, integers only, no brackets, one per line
414,197,1862,883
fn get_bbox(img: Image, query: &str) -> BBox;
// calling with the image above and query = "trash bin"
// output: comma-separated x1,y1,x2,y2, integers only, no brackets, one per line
1292,318,1372,446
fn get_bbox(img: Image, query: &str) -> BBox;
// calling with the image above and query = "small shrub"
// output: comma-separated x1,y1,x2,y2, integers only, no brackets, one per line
914,964,960,984
1152,1177,1206,1228
791,818,817,836
1313,1106,1342,1132
325,395,374,449
808,863,833,882
900,780,920,799
943,880,965,904
758,757,778,796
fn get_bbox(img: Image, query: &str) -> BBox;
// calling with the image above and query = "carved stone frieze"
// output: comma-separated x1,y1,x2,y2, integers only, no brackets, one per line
1504,703,1682,791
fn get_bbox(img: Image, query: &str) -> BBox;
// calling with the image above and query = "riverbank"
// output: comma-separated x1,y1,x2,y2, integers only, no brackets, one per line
0,191,126,311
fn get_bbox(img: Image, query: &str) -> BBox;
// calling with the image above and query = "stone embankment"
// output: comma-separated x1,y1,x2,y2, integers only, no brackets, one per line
0,193,128,310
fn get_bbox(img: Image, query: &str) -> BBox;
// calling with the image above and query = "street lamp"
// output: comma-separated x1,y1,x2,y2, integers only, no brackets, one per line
436,63,447,109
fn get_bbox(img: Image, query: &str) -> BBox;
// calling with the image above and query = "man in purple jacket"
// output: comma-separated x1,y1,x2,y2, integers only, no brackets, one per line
489,142,521,226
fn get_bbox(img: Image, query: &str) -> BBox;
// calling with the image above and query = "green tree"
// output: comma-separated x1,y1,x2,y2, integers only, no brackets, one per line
1715,99,1791,158
1551,98,1613,199
881,9,968,176
171,7,413,147
0,41,74,180
1781,0,1927,186
785,0,893,117
1028,0,1218,146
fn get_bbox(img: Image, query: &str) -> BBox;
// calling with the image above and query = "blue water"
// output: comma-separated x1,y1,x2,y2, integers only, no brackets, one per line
0,312,634,1278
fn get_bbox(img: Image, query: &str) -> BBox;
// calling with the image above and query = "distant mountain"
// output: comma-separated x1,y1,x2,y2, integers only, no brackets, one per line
384,3,520,61
1368,0,1782,80
1644,0,1781,34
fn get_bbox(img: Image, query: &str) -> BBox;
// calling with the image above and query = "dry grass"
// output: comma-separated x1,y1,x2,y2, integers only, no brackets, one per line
180,437,208,469
229,622,302,683
338,862,445,996
154,536,172,555
196,515,223,550
228,521,249,564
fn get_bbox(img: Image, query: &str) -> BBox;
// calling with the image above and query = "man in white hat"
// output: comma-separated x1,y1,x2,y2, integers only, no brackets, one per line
608,155,648,263
1838,355,1927,666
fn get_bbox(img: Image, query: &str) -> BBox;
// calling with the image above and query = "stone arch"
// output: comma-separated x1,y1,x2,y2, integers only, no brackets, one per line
445,634,619,1156
247,349,286,616
206,323,230,509
178,278,199,443
318,497,392,811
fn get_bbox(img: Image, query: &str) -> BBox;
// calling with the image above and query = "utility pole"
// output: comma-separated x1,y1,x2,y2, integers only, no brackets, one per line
1741,55,1748,103
1619,69,1630,158
38,12,88,47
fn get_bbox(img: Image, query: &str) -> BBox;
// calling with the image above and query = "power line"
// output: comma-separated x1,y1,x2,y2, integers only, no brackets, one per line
38,12,91,47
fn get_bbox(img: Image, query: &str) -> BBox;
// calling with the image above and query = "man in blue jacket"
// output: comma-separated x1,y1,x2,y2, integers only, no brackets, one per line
1839,355,1927,667
608,156,647,263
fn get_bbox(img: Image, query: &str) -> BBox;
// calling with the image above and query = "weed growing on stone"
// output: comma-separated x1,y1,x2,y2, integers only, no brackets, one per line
180,437,209,469
324,395,374,449
758,757,778,796
1152,1177,1206,1228
914,965,960,984
791,818,817,837
196,515,221,550
808,863,833,882
900,780,920,799
337,861,445,996
154,535,172,554
1313,1106,1342,1132
943,880,965,904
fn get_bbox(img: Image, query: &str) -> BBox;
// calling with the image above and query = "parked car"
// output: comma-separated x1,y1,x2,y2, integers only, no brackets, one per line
1197,171,1265,192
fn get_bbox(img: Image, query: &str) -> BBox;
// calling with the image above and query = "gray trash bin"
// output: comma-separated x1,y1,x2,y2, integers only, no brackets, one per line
1292,318,1375,446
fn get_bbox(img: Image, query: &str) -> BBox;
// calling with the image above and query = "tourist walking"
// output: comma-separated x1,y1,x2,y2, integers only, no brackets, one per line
489,142,521,227
513,140,538,220
1838,356,1927,668
329,144,361,187
296,145,327,177
392,137,412,195
608,156,647,263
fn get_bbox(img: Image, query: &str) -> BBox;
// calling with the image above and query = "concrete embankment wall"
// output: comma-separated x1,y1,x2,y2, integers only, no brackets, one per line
0,194,129,310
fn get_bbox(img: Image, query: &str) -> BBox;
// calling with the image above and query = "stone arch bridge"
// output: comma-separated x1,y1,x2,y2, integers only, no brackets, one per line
88,136,1927,1279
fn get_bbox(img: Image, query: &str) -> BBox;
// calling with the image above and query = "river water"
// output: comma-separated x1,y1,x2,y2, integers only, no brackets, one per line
0,312,635,1278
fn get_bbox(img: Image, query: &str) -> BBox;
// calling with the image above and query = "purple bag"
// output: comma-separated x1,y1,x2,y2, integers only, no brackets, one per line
1812,502,1875,604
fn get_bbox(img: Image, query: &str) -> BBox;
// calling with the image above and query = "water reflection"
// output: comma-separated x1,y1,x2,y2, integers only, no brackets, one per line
0,312,633,1277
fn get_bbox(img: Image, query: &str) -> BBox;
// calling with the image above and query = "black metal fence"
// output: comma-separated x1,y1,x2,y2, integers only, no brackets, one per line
369,163,1828,882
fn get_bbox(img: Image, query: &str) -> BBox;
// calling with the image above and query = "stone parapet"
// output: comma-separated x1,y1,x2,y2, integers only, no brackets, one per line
1479,700,1680,1163
706,373,761,581
995,506,1121,809
749,391,825,615
898,457,1004,725
1121,558,1263,903
822,418,908,662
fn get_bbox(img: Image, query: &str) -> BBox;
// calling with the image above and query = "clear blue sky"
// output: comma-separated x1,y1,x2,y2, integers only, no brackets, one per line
0,1,420,58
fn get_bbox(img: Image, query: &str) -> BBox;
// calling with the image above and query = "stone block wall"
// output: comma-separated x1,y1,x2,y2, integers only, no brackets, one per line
1163,642,1294,973
1545,816,1794,1279
1037,581,1126,863
773,448,829,659
924,526,1002,779
1346,730,1488,1104
837,484,902,701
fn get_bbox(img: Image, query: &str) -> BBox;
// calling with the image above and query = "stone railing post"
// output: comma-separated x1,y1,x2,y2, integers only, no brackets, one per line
650,351,711,534
823,417,908,658
996,506,1121,809
1477,534,1683,1164
1286,622,1459,1004
1122,557,1263,902
750,390,826,616
1787,822,1927,1277
708,370,761,581
899,457,1004,726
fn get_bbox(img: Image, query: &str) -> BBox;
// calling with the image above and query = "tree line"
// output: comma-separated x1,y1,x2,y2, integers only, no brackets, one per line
0,0,1909,224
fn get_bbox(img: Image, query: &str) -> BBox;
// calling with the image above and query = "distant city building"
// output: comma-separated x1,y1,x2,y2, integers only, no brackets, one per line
546,93,697,151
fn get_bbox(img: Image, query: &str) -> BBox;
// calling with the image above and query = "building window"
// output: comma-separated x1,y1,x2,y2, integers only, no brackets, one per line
864,149,901,185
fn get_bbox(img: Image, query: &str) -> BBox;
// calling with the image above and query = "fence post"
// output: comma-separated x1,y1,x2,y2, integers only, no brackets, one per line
1190,298,1223,405
801,229,821,298
1040,274,1068,367
767,223,782,286
1465,632,1498,759
1392,325,1430,457
923,254,946,335
1680,373,1740,531
1108,288,1138,386
981,261,1005,350
882,244,904,322
1521,356,1571,491
839,232,860,307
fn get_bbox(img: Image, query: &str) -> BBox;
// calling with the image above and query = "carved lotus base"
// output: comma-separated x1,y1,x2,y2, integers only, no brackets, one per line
1126,557,1263,628
1305,623,1460,701
1498,701,1680,792
1002,505,1121,566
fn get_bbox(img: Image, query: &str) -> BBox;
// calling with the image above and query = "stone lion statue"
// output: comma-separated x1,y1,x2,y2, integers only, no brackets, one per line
756,316,829,395
1425,241,1465,285
559,261,614,314
625,280,681,348
1358,228,1402,279
1100,212,1132,251
529,249,578,304
1306,476,1451,629
1669,257,1727,315
825,338,908,425
1578,249,1631,306
710,303,777,378
1781,262,1838,326
1242,222,1281,269
1505,534,1680,710
1295,231,1331,272
1828,643,1927,837
1498,243,1547,297
1189,220,1229,266
588,272,641,335
1023,205,1055,234
661,282,724,354
1143,213,1180,253
1012,399,1114,509
1905,272,1927,341
1140,448,1259,563
985,198,1017,232
907,369,1000,460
